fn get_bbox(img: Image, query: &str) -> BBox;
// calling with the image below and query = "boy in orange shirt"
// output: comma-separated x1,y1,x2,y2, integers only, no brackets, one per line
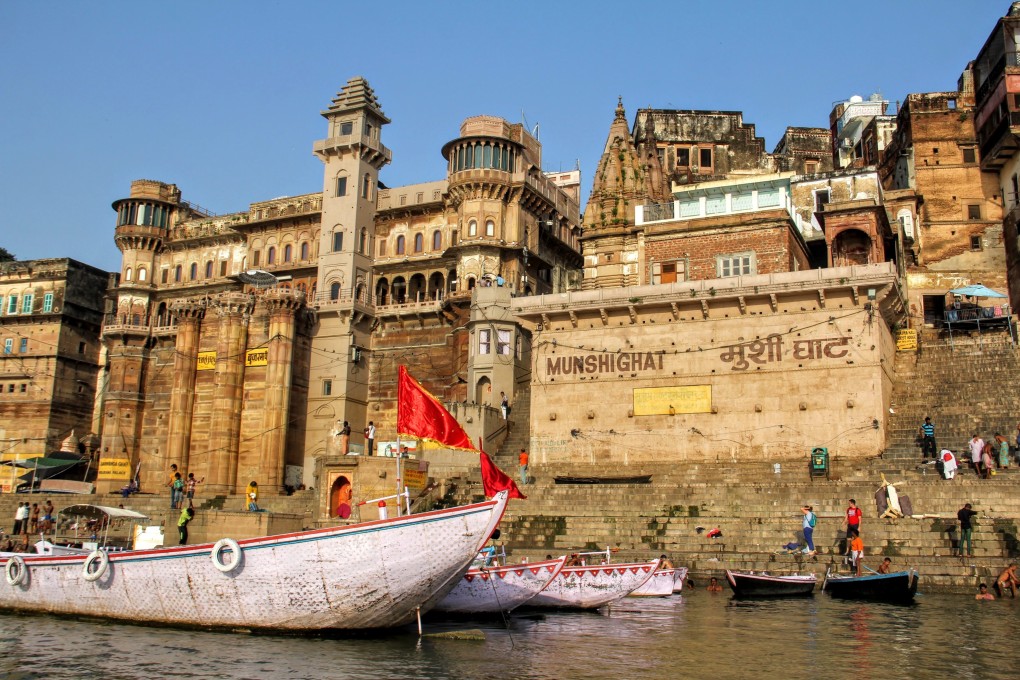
848,528,864,576
518,449,529,486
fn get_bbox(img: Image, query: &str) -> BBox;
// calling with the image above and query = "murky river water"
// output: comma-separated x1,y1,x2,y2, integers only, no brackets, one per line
0,590,1015,679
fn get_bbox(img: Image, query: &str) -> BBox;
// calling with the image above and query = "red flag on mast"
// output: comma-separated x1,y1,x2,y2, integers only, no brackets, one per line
396,365,475,451
480,438,526,500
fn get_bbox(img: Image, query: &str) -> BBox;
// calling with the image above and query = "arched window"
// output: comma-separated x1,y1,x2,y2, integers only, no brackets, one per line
267,247,276,265
414,233,423,253
359,228,367,254
468,220,477,237
362,173,371,199
378,239,387,257
205,261,213,278
124,267,133,282
330,282,341,301
284,244,292,262
174,265,182,282
138,267,147,282
485,220,495,237
189,263,198,281
432,230,442,250
300,242,309,260
396,235,405,255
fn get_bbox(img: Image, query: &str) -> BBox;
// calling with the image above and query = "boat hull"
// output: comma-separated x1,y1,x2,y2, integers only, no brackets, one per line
823,569,918,604
725,570,817,598
434,556,567,614
0,493,508,631
628,568,677,597
672,567,688,593
525,559,660,609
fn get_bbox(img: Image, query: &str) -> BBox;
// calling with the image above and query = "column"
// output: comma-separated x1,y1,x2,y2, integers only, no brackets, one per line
258,290,303,493
165,302,205,476
206,293,253,493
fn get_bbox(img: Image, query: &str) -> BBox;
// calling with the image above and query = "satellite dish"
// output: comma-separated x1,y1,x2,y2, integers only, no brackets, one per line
237,269,279,289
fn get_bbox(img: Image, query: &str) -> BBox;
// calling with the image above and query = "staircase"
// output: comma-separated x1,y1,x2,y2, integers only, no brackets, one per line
882,331,1020,469
494,381,533,469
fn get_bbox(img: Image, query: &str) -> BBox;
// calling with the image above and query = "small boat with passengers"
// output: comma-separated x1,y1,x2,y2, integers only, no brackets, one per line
822,568,919,604
725,570,817,598
0,492,509,632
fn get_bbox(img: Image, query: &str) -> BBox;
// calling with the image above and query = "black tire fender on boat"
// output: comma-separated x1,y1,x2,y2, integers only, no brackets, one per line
211,538,241,573
82,550,109,582
5,556,27,586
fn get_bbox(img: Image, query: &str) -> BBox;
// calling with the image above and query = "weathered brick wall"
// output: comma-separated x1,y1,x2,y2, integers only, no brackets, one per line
646,217,805,280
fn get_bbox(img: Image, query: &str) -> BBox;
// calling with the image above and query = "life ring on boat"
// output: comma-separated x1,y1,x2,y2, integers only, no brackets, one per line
82,550,109,582
5,556,27,586
211,538,242,573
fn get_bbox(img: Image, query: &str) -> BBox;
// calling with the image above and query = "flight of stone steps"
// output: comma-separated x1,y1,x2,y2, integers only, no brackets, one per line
444,456,1020,592
882,330,1020,469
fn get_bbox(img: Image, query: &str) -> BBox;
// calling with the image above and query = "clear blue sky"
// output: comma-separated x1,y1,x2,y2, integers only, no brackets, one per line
0,0,1008,272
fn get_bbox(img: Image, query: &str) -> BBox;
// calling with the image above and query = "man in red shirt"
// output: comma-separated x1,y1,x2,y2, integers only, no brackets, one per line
843,498,863,540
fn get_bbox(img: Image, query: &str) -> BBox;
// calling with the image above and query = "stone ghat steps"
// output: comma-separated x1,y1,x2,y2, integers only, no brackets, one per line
502,517,1015,552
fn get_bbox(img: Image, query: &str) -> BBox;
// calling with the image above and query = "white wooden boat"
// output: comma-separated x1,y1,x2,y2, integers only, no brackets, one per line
434,556,567,614
0,492,509,632
672,566,689,593
525,559,661,609
628,567,678,597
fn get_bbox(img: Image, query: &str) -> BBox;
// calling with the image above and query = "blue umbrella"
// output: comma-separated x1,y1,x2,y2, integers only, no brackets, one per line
948,284,1007,298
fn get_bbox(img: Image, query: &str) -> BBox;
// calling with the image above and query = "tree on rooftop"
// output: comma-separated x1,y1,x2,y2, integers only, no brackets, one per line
0,246,15,262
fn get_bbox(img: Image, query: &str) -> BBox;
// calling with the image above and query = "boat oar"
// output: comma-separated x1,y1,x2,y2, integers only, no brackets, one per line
862,565,880,575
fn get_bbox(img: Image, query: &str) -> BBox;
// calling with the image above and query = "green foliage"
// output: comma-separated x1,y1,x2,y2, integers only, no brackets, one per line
0,246,15,262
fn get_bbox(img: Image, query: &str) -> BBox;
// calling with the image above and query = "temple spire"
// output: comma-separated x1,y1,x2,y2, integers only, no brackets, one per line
583,99,669,232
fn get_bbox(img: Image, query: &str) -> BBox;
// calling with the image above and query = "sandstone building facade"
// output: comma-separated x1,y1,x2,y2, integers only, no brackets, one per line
0,258,108,481
98,78,581,495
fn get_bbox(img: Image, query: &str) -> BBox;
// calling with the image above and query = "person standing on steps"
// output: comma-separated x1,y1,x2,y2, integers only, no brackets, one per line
996,433,1010,470
364,421,375,456
178,505,195,545
956,502,978,557
500,392,509,420
801,505,816,555
339,421,351,455
919,417,937,461
518,448,529,486
968,434,985,476
842,498,863,548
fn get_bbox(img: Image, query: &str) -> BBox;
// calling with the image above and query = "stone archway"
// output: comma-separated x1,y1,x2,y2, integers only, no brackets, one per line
330,475,353,519
832,229,873,266
475,376,491,404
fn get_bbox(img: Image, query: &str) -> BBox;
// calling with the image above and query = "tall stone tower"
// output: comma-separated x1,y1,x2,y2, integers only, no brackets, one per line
306,77,390,465
101,181,185,491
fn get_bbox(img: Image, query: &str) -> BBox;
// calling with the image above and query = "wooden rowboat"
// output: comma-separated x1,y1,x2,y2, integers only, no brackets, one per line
525,559,661,609
628,567,678,597
822,569,919,604
672,566,689,593
434,556,567,614
0,492,509,632
725,570,817,598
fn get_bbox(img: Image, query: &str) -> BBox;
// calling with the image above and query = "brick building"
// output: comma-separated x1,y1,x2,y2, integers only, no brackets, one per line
0,258,108,482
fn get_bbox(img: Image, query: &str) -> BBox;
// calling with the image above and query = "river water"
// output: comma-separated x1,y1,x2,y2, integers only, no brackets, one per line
0,590,1015,679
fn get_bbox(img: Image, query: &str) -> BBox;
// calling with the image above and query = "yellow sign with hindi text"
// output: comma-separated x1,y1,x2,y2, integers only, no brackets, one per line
196,351,217,371
633,385,712,416
245,348,269,367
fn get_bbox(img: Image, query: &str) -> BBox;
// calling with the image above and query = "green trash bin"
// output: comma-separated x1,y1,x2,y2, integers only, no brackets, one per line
810,447,829,478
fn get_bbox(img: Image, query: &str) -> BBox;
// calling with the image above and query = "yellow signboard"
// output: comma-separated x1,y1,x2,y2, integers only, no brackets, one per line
895,329,918,352
97,457,132,480
633,385,712,416
196,351,217,371
403,469,428,490
245,348,269,367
